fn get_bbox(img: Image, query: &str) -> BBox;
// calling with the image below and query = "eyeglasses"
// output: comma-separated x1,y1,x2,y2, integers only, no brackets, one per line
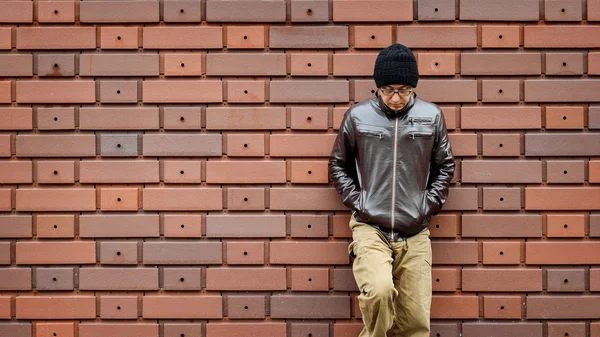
379,88,413,97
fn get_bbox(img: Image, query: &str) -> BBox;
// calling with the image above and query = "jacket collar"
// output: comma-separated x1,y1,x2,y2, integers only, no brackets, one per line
375,92,417,118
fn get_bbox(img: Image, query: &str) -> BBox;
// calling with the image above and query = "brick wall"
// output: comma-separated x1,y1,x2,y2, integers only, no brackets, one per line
0,0,599,336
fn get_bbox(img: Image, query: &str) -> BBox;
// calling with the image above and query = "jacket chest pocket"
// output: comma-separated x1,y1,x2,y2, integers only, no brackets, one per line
405,116,435,140
357,125,388,140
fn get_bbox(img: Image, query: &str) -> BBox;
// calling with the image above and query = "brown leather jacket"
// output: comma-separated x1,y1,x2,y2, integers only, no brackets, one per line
328,93,455,240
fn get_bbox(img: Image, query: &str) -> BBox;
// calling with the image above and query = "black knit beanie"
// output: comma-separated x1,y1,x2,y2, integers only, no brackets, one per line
373,44,419,88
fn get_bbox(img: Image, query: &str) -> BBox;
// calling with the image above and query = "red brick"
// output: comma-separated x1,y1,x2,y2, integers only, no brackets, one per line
100,27,139,49
163,214,202,238
0,55,33,77
206,160,285,184
99,80,138,103
481,25,520,48
526,80,600,102
206,267,286,290
226,134,265,157
415,80,477,102
100,188,139,211
547,322,586,337
591,161,600,183
482,80,520,102
290,214,328,238
333,0,412,21
546,0,583,20
462,322,542,337
37,53,75,77
460,0,539,20
0,215,31,238
353,80,377,102
290,52,329,76
0,134,11,157
290,160,329,184
290,107,328,130
290,323,329,337
462,214,542,237
397,25,477,48
271,295,350,319
226,187,265,210
545,106,584,129
546,53,584,75
461,106,541,129
143,27,222,49
0,323,31,337
79,267,158,290
333,53,377,76
270,241,348,264
0,161,32,184
429,214,459,238
483,187,521,210
0,268,31,290
37,1,75,23
0,1,32,23
0,81,11,103
143,188,223,211
36,107,75,130
100,296,138,319
163,53,203,76
206,107,286,130
590,52,600,74
226,295,266,319
206,0,285,22
483,296,523,319
447,133,478,156
591,0,600,20
546,212,586,237
143,80,222,103
547,268,586,292
0,296,10,319
79,107,159,130
80,1,158,22
526,187,600,210
79,323,158,337
417,52,457,76
80,214,159,238
17,27,95,49
143,296,222,319
163,107,202,130
225,25,267,49
16,80,95,103
592,268,600,291
143,241,222,264
463,268,542,292
206,53,286,76
270,187,346,211
162,160,201,184
546,160,585,184
527,296,600,318
36,214,75,239
525,26,600,48
16,296,95,319
0,28,10,50
270,26,349,49
432,241,478,264
16,241,95,264
290,0,329,22
351,25,393,49
143,133,221,156
462,160,542,183
527,241,600,264
226,241,265,265
333,322,363,337
526,133,600,156
16,188,95,211
0,189,11,211
207,323,286,337
443,187,479,211
291,268,329,291
461,52,541,75
482,241,521,265
431,295,479,319
432,267,461,292
270,134,336,157
270,80,348,103
206,215,286,238
482,134,520,157
226,80,266,103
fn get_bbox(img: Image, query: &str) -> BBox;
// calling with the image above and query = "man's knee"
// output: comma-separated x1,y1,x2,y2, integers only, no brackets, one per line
362,279,396,302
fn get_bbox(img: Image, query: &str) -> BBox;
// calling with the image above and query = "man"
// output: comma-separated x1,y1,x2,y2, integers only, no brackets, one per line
328,44,455,337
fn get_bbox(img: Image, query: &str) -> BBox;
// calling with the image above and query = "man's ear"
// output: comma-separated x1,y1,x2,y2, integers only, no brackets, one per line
374,89,379,97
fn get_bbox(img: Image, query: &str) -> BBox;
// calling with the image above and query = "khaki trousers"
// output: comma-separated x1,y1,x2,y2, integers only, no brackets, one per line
348,216,432,337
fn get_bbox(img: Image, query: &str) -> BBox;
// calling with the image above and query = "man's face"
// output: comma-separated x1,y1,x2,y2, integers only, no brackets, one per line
379,84,413,111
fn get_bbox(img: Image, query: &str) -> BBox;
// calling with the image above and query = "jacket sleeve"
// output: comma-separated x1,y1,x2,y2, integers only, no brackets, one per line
426,110,455,215
328,108,362,213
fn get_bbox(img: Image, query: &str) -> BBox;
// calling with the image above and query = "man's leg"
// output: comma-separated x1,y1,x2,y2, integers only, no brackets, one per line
390,229,432,337
349,216,397,337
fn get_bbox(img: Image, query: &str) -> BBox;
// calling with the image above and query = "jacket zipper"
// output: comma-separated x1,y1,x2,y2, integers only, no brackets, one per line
391,117,399,240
